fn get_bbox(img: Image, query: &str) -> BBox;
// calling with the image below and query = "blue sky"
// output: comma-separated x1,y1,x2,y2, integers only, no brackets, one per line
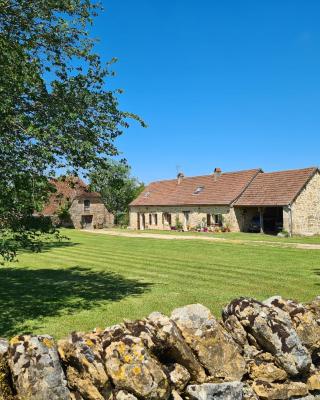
93,1,320,183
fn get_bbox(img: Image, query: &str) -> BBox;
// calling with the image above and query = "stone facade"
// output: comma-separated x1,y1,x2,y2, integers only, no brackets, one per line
130,205,273,233
68,197,114,229
129,205,239,231
290,171,320,235
282,172,320,235
41,177,114,230
283,206,291,234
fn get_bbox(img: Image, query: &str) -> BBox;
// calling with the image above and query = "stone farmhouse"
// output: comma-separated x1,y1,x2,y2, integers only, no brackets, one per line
129,167,320,236
41,177,114,229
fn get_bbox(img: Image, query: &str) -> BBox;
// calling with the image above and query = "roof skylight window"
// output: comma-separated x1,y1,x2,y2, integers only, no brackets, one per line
193,186,204,195
143,191,151,198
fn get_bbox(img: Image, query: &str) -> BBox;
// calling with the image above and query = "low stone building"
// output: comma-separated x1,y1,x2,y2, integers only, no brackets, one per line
129,167,320,236
41,177,114,229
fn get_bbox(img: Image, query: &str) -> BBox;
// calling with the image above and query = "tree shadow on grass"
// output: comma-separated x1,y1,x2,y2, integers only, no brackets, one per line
313,269,320,279
20,240,79,255
41,241,79,251
312,269,320,290
0,266,152,337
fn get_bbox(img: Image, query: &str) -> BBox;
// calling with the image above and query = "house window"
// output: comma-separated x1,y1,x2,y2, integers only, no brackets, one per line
154,213,158,225
149,213,152,225
215,214,222,226
84,199,90,211
163,212,171,226
207,214,211,226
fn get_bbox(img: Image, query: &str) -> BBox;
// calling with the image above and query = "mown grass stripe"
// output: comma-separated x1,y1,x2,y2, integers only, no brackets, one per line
31,246,314,280
5,229,318,339
29,249,314,284
26,250,313,294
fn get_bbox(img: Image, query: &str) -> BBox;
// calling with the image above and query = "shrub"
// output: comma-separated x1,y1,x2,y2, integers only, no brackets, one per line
175,217,183,231
56,202,71,223
116,212,129,227
278,230,289,237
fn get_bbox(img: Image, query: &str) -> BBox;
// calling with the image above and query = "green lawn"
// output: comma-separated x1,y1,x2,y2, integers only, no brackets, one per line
118,228,320,244
1,229,319,339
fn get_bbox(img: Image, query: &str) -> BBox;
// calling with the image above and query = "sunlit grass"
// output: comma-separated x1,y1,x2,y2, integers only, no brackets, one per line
1,229,319,339
114,228,320,243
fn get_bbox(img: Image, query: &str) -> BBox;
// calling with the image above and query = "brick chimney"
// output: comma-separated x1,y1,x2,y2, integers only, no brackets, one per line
177,172,185,185
213,167,222,181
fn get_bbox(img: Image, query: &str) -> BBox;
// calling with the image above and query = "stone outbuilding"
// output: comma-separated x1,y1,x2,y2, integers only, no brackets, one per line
129,167,320,236
41,177,114,229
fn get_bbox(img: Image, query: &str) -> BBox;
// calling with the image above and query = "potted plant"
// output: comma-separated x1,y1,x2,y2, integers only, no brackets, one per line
222,220,232,232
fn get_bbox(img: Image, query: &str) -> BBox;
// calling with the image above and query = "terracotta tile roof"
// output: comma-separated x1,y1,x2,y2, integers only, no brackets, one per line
41,177,101,216
130,169,261,206
235,167,318,207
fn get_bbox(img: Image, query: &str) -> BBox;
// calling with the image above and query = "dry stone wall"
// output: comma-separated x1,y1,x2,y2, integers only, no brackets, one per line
1,296,320,399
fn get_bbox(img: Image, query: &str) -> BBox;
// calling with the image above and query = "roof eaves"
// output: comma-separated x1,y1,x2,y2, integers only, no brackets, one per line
234,202,288,207
130,201,236,207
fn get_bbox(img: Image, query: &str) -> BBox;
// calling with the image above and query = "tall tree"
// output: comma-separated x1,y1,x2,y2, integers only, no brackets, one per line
89,160,144,225
0,0,144,261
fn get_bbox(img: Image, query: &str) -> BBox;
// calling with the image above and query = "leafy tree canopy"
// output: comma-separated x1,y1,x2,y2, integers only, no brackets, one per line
0,0,144,261
89,160,144,225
